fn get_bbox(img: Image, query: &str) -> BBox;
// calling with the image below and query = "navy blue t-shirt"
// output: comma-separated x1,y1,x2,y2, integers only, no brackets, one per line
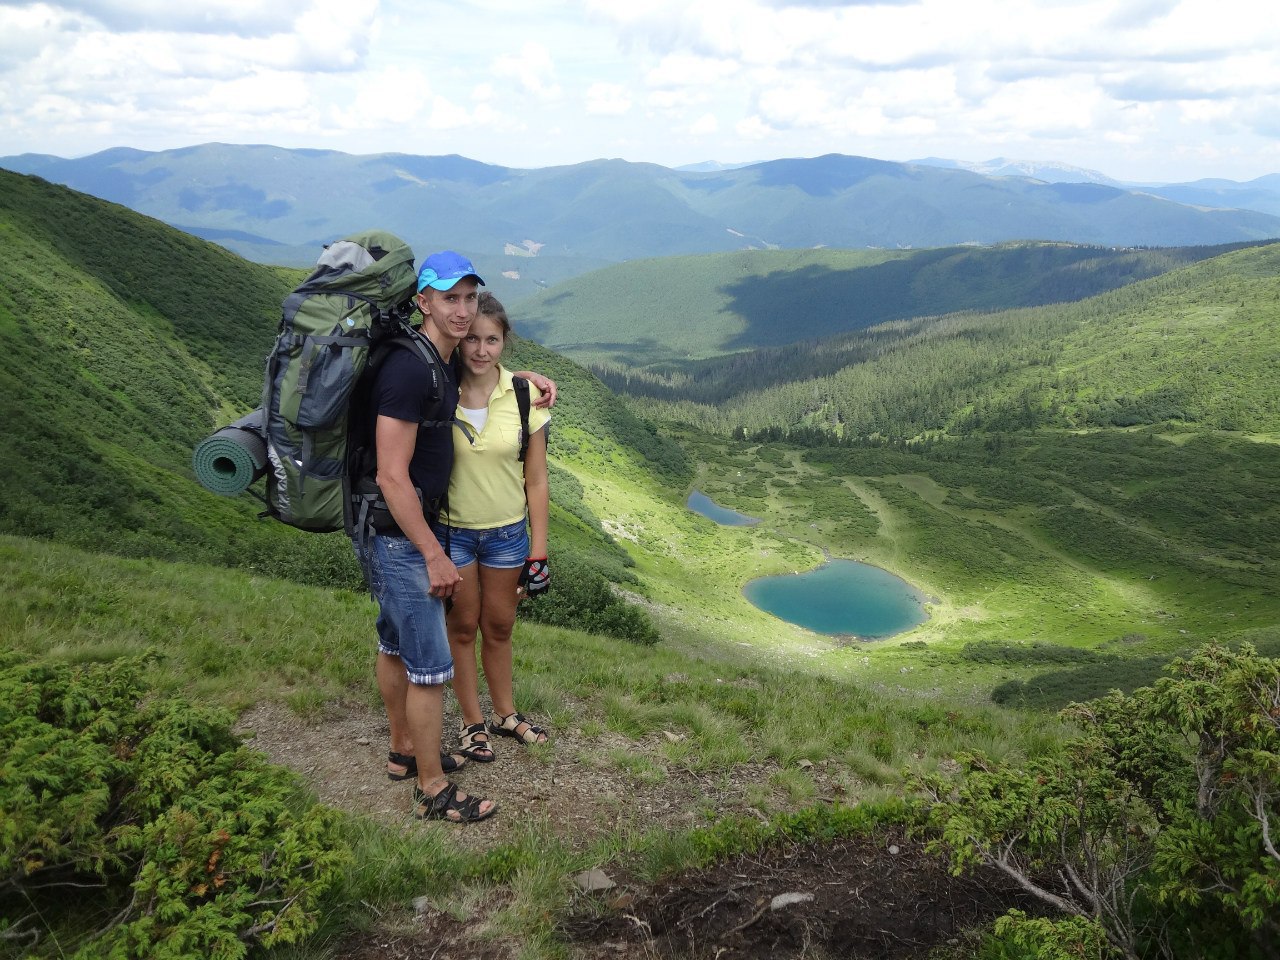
369,344,459,505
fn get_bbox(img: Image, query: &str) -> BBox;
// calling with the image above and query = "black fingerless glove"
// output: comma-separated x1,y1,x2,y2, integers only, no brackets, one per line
518,557,550,597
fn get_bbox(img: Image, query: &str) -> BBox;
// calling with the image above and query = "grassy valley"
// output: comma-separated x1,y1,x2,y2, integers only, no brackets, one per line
2,171,1278,959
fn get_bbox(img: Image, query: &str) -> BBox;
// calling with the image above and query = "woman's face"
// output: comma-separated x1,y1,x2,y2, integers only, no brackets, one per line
460,311,506,377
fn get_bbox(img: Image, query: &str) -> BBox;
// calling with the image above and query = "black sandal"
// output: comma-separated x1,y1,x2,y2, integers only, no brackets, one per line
387,751,416,781
458,722,496,762
413,781,497,823
387,751,467,781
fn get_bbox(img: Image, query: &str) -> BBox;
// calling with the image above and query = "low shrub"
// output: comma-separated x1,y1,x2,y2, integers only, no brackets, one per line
916,643,1280,959
0,655,349,958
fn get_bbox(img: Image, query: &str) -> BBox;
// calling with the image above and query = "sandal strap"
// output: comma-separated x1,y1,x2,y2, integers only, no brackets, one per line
413,781,493,822
491,712,547,743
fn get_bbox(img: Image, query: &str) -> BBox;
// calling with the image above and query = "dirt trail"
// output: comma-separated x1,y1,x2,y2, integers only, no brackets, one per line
238,701,1039,959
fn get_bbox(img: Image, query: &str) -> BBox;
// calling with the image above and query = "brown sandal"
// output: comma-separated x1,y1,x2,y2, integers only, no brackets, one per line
488,711,549,745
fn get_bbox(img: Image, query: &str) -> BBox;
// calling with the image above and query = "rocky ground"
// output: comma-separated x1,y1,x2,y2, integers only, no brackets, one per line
237,701,1037,959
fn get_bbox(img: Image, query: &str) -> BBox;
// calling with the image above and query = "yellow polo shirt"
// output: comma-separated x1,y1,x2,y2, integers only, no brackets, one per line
440,365,549,529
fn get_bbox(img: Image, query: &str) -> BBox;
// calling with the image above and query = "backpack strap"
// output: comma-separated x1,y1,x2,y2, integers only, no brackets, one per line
344,321,456,581
391,321,456,431
513,375,531,463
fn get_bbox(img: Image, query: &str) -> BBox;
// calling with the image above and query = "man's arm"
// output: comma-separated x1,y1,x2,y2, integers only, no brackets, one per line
375,415,461,597
512,370,556,408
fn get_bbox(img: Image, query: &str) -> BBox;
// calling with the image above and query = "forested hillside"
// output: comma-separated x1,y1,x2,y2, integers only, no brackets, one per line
515,240,1259,367
611,241,1280,439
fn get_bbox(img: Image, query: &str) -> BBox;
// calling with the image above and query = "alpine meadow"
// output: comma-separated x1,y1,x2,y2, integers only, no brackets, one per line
1,166,1278,960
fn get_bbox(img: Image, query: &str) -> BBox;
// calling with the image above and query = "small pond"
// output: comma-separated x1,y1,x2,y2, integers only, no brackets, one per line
686,490,760,526
743,559,928,639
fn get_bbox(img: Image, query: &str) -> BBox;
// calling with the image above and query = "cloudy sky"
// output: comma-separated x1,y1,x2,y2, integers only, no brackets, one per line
2,0,1277,183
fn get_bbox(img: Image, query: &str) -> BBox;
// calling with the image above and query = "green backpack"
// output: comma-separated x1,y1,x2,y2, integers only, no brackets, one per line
261,230,417,532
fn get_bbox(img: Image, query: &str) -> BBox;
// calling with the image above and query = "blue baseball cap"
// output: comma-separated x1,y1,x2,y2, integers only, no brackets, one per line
416,251,485,292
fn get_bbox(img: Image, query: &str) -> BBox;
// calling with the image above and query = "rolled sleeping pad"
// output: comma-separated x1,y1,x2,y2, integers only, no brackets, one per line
192,409,268,496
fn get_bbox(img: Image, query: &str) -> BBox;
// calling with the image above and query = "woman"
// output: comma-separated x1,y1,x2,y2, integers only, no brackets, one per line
436,292,551,762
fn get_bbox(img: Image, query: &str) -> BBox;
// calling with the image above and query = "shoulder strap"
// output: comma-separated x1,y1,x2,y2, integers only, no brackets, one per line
513,376,531,462
385,322,454,430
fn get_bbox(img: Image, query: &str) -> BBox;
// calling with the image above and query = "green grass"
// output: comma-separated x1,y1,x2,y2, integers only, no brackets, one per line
1,531,1078,956
1,530,1070,795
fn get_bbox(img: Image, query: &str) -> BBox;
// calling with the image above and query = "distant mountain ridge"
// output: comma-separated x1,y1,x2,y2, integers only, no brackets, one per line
3,144,1279,302
909,156,1124,185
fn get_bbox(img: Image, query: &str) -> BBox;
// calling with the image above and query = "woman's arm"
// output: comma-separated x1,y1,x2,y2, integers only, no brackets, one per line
523,426,550,559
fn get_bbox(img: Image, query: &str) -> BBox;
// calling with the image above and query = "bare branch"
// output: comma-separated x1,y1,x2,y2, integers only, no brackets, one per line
239,894,300,941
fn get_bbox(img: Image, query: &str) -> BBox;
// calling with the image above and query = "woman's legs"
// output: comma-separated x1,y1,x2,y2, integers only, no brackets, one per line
446,563,485,728
479,564,548,744
477,563,523,717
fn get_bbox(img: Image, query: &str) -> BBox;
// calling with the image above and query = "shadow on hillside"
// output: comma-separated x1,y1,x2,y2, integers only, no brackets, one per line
717,242,1225,352
719,258,946,351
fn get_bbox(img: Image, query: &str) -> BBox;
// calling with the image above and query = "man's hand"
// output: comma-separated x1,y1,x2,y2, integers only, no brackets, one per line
514,370,556,408
425,551,463,598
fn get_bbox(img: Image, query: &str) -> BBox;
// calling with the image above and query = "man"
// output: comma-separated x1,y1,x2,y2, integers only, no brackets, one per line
360,251,551,823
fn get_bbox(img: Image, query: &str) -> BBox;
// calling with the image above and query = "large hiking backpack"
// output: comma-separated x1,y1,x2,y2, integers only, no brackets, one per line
261,230,417,532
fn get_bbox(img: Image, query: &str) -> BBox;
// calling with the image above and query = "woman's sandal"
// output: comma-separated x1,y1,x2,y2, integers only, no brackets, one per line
412,781,497,823
458,722,496,763
488,711,549,746
387,751,467,782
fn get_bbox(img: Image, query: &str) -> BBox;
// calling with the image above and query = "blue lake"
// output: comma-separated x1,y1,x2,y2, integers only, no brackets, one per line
743,559,928,639
687,490,759,526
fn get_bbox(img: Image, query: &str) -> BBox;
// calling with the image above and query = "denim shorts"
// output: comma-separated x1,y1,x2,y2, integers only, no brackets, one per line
433,519,529,570
353,535,453,686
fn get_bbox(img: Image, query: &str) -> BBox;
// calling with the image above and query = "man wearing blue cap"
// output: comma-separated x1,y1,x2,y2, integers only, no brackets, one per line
360,251,552,823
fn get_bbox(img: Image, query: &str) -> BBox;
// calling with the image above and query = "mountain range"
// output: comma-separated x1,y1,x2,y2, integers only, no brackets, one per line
3,144,1278,303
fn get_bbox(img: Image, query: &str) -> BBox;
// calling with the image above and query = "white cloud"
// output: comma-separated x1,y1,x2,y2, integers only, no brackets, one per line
585,82,632,116
35,0,299,35
1,0,1278,181
492,41,563,100
735,114,774,140
690,112,719,135
644,53,739,89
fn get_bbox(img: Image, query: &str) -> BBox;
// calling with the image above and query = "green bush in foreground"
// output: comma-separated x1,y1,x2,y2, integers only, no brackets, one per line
915,643,1280,960
0,656,349,959
978,910,1118,959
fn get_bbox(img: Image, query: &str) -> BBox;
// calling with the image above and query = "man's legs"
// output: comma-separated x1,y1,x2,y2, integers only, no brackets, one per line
408,679,495,820
377,651,412,775
372,533,494,820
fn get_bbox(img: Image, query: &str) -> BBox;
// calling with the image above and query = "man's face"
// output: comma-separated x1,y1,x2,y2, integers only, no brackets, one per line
417,278,479,346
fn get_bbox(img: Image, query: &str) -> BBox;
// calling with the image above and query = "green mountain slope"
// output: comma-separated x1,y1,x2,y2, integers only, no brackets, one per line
513,241,1256,368
0,169,684,588
621,241,1280,439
